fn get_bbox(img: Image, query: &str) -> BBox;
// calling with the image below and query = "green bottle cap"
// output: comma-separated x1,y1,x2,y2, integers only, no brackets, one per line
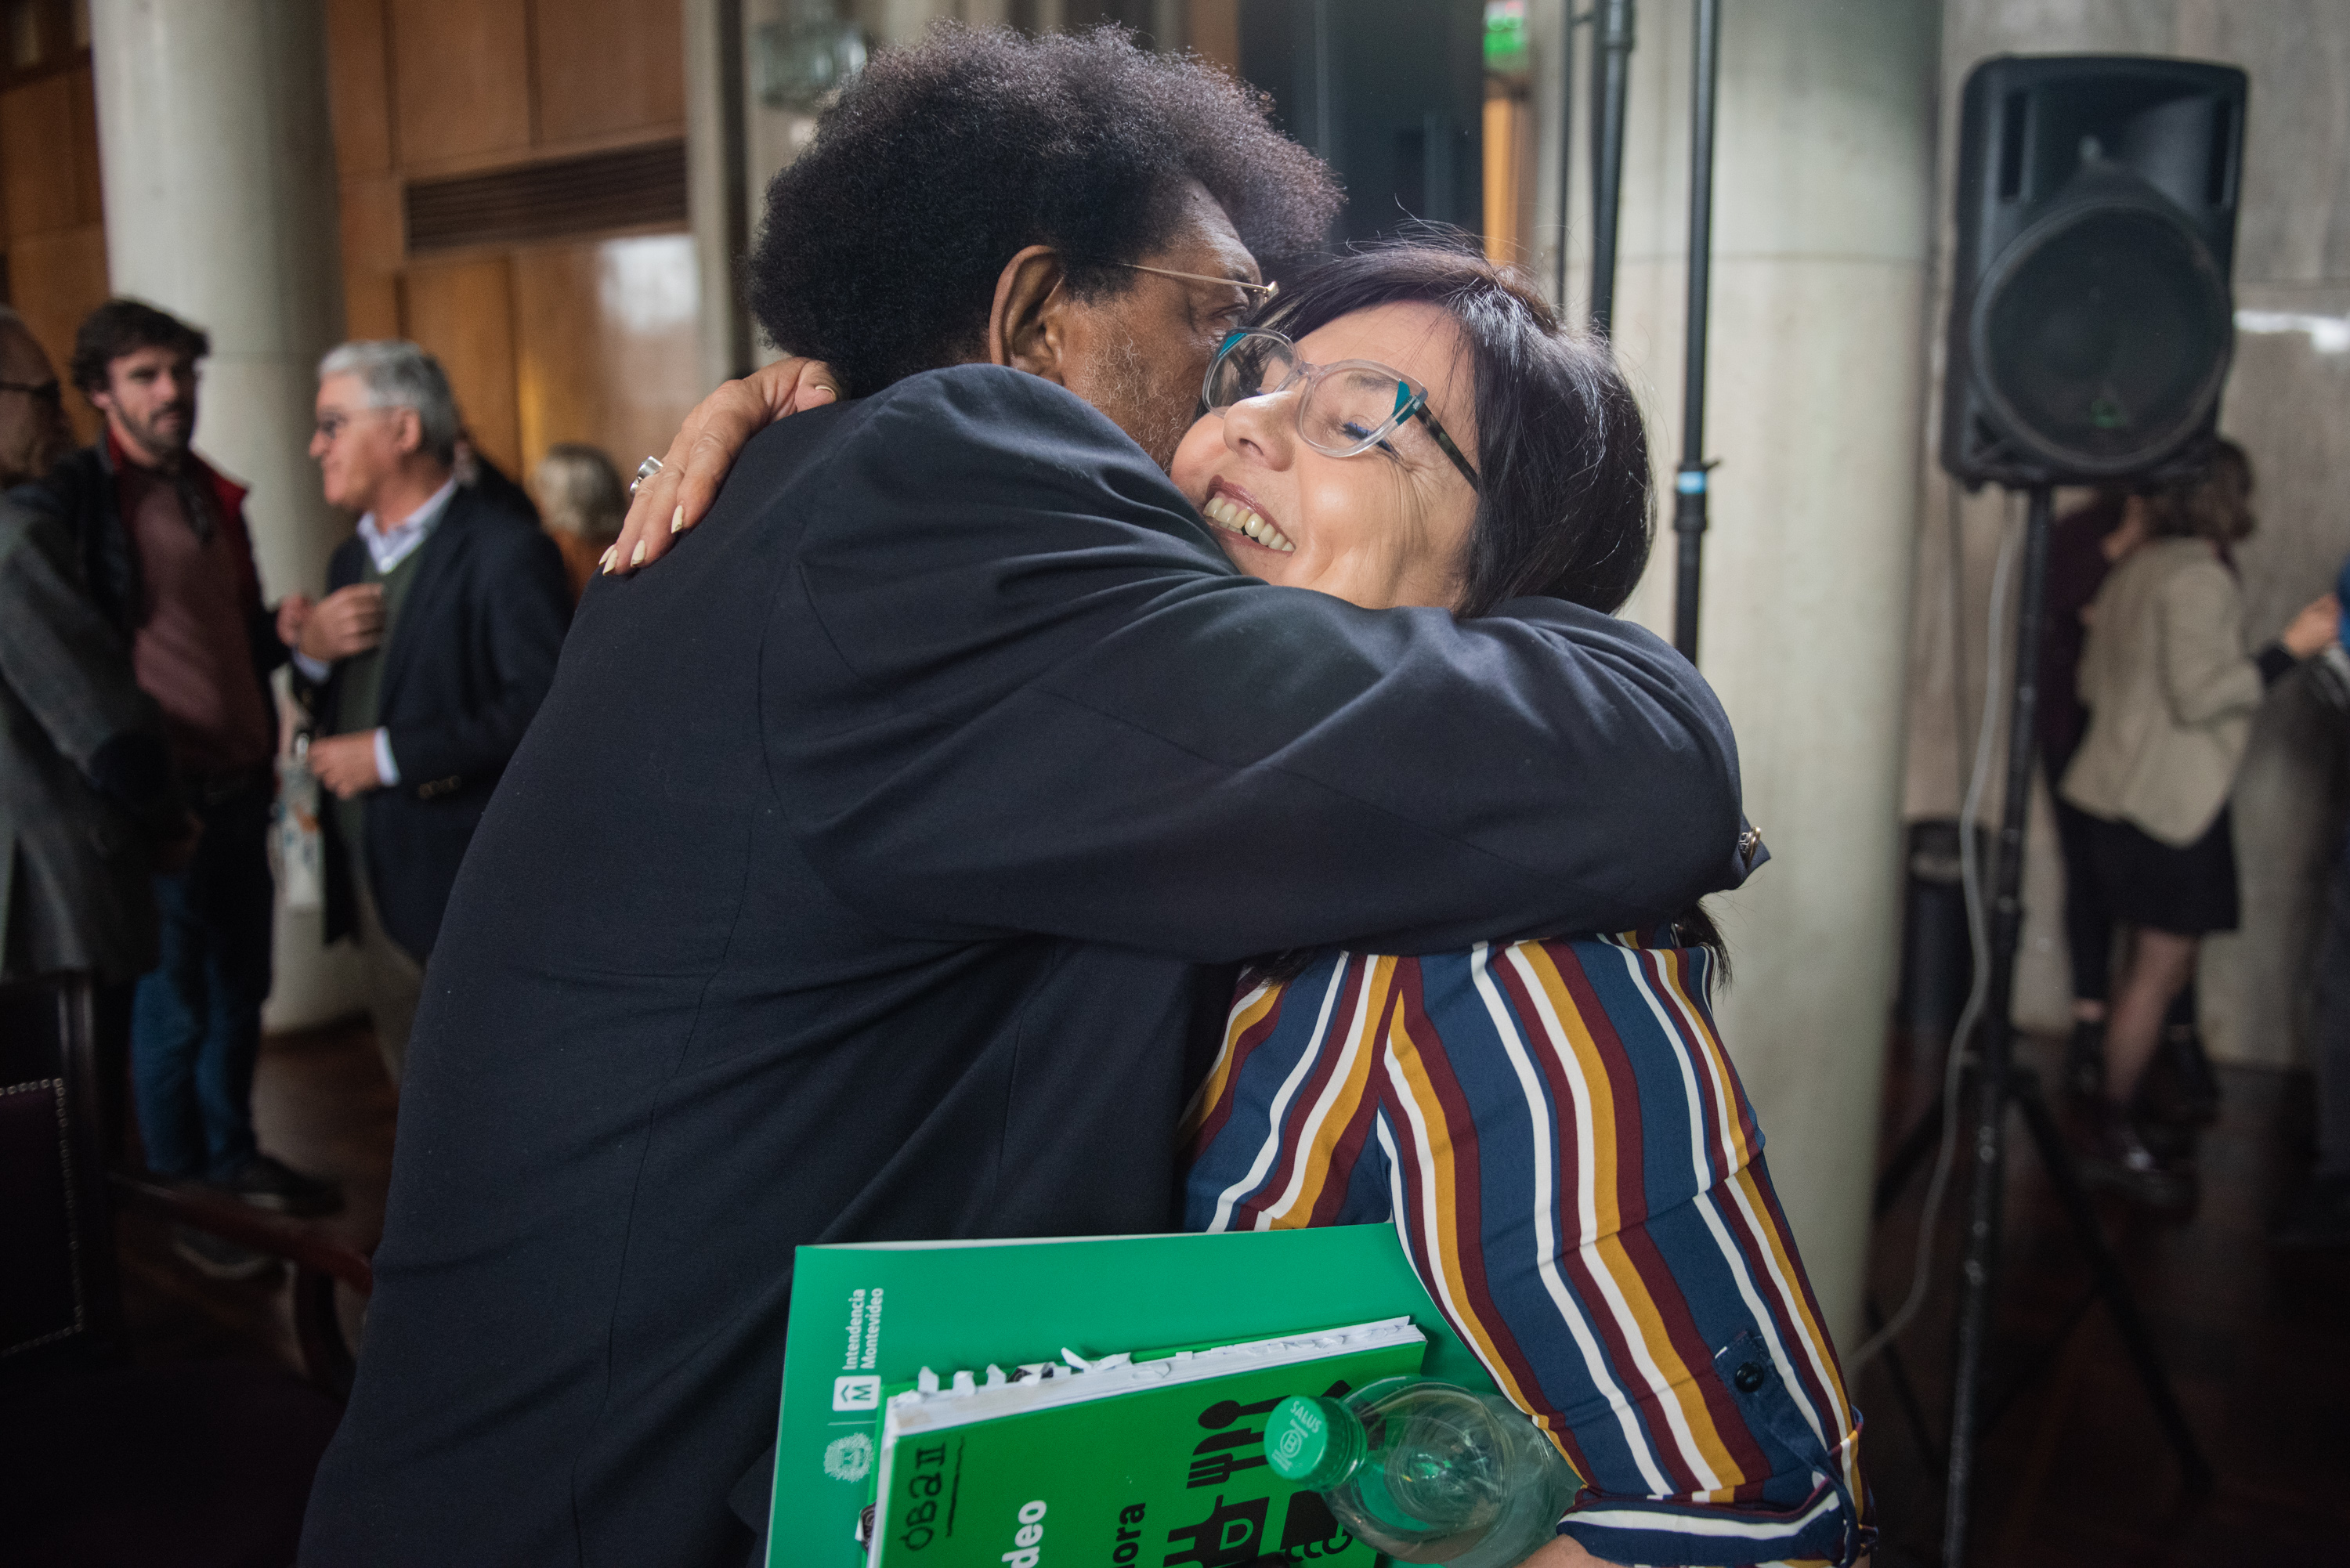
1263,1395,1366,1490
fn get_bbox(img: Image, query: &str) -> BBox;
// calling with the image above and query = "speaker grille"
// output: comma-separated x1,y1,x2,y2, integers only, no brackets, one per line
405,140,689,255
1971,200,2231,476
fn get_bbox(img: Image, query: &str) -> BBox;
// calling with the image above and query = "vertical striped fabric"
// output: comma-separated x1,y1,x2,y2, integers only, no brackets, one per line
1180,935,1870,1567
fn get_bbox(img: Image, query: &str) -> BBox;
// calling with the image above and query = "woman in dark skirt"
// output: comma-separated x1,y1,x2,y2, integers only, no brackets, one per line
2061,439,2339,1204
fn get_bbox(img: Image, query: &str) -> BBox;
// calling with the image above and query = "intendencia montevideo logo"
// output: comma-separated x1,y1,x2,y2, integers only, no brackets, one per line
834,1287,886,1414
843,1287,885,1371
1001,1500,1047,1567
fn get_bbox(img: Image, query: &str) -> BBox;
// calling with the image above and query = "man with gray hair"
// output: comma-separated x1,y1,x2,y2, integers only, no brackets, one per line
292,340,568,1078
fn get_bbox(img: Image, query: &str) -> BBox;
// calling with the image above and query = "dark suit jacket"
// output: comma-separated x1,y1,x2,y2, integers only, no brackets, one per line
0,493,175,982
312,485,569,957
302,367,1751,1567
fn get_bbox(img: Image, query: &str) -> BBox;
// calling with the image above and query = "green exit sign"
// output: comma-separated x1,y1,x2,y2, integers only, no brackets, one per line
1484,1,1530,75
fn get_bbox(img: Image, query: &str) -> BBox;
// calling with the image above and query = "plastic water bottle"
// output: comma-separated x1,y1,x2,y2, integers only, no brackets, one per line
1261,1376,1578,1568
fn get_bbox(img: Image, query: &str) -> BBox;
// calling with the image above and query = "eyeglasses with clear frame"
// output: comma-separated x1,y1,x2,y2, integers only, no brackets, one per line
1199,328,1481,491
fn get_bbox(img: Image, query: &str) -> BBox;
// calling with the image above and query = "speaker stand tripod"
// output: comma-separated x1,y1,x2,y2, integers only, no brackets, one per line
1873,486,2213,1566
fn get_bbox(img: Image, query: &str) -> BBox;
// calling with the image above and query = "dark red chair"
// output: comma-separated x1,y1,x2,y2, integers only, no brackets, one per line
0,973,374,1567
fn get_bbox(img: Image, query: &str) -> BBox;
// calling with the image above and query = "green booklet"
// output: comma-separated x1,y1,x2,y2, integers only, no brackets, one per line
869,1317,1427,1567
768,1226,1492,1568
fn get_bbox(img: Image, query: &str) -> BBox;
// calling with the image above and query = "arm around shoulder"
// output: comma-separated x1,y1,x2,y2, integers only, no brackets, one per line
769,368,1748,959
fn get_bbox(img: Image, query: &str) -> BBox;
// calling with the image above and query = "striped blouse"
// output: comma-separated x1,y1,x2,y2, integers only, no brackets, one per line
1180,934,1871,1567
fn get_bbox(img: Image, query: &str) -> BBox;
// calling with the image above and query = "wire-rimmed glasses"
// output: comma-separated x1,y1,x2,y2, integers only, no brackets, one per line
1199,328,1481,491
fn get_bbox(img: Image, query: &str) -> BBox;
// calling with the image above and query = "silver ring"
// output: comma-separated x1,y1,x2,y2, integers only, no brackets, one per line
630,455,663,497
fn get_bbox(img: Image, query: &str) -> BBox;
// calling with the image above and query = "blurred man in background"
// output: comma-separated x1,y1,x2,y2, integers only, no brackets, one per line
30,300,341,1257
291,341,569,1082
528,442,625,603
0,306,183,1112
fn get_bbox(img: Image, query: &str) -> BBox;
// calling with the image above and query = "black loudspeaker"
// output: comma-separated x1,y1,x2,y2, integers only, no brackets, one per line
1943,56,2247,487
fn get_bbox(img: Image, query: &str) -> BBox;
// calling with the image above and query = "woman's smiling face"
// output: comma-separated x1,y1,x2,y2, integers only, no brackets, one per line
1168,302,1481,612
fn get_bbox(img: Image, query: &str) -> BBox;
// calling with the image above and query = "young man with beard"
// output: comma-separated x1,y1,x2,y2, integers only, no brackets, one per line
302,30,1752,1567
34,302,341,1261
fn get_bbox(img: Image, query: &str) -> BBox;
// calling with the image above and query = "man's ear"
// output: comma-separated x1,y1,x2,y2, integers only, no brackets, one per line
985,245,1076,385
392,406,425,458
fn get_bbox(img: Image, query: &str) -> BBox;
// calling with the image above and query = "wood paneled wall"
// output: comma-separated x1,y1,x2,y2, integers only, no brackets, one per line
0,52,109,444
328,0,696,490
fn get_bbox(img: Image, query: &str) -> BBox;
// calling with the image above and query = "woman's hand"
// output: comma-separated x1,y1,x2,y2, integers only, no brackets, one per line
603,356,844,576
2281,591,2341,660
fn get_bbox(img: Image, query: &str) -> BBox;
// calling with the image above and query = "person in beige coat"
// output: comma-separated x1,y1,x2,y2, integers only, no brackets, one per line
2061,439,2337,1203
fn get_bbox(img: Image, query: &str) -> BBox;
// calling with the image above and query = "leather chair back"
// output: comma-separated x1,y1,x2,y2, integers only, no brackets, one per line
0,974,124,1383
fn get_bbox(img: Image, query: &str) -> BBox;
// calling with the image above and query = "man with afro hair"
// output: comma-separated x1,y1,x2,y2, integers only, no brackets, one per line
743,23,1337,467
303,27,1748,1568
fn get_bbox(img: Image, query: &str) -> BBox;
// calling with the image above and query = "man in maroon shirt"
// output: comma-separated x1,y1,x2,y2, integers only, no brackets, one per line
41,300,340,1267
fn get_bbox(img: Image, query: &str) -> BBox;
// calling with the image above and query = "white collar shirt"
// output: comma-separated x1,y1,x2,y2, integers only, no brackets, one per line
357,476,461,576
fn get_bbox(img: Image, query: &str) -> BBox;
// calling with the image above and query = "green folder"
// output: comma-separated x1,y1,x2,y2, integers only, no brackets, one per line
768,1226,1493,1568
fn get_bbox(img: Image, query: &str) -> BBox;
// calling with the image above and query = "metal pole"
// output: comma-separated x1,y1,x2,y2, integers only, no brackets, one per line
1311,0,1334,168
717,0,752,377
1671,0,1719,660
1556,2,1576,312
1587,0,1635,337
1941,484,2055,1566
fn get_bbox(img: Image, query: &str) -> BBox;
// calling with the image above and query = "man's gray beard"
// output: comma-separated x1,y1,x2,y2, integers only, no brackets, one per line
1097,327,1191,471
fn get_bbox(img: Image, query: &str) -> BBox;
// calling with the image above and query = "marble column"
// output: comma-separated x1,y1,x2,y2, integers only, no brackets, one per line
89,0,363,1028
1547,1,1940,1350
686,0,753,386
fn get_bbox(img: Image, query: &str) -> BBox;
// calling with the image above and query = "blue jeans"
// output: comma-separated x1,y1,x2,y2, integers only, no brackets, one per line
131,782,274,1181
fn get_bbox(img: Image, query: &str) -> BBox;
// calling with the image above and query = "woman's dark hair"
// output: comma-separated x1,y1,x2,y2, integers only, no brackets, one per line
1253,239,1654,618
70,298,209,397
2146,436,2255,546
1246,241,1729,979
747,25,1340,397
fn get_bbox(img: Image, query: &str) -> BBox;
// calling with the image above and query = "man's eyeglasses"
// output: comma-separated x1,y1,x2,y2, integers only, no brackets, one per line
0,378,63,406
1113,262,1280,305
1200,328,1481,491
313,407,393,444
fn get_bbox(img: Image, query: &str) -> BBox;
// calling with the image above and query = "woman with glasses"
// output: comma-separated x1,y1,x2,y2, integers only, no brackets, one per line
613,244,1868,1568
1168,248,1867,1568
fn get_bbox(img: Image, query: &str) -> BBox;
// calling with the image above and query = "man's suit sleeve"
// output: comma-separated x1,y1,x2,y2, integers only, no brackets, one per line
0,503,172,820
382,524,569,785
765,366,1748,963
295,537,366,719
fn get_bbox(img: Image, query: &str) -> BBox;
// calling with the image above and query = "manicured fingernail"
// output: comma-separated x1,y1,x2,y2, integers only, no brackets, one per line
670,504,685,534
630,539,648,566
599,545,616,573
